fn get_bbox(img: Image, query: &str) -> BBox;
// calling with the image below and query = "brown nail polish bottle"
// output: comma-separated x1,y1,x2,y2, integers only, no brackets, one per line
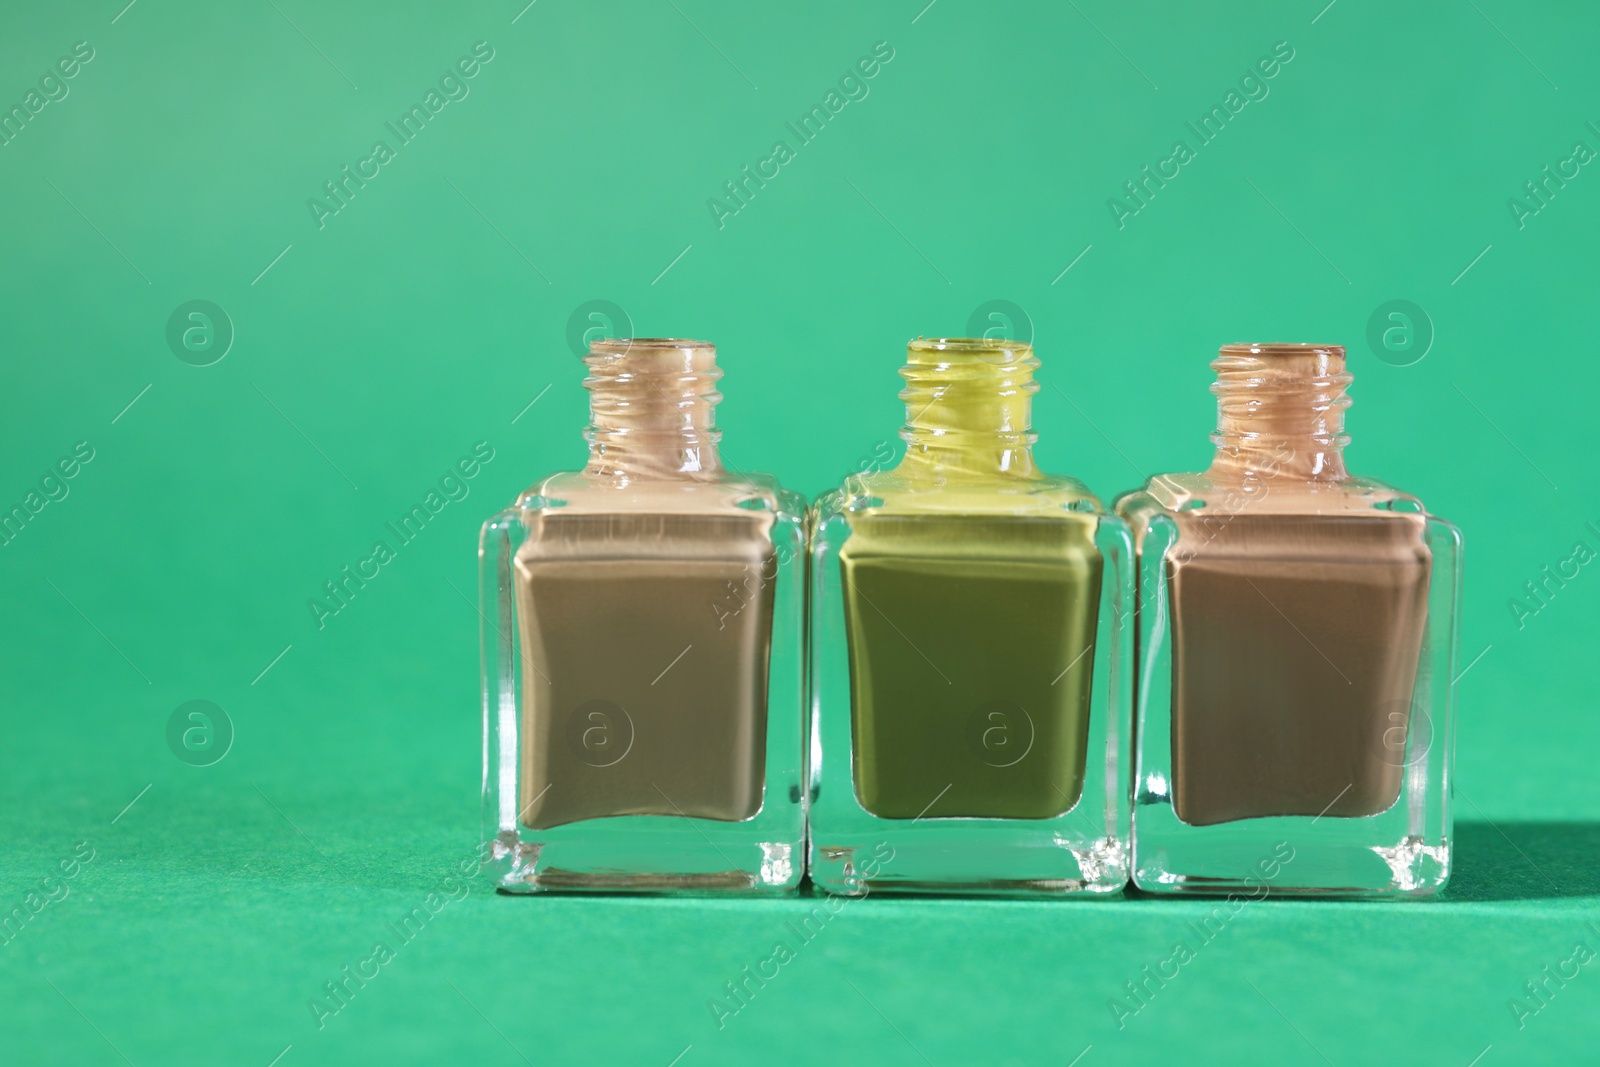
1117,343,1461,897
479,339,805,893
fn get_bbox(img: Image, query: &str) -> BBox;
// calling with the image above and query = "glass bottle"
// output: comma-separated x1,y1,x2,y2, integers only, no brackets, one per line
1117,343,1461,897
479,338,806,892
808,337,1133,896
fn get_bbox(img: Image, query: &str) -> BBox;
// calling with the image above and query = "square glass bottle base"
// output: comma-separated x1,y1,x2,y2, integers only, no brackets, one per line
1132,804,1449,898
486,815,802,894
809,820,1128,897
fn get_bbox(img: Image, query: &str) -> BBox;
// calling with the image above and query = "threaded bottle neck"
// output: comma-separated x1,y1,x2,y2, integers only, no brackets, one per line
583,338,722,480
1207,343,1351,483
897,337,1039,479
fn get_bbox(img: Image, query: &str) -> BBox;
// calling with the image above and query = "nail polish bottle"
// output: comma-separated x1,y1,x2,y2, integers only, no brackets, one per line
1116,343,1461,897
479,339,805,892
808,338,1133,896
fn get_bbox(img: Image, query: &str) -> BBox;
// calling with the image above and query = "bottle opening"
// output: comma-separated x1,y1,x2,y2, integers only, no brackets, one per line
908,336,1034,364
588,338,716,363
593,337,713,349
1219,342,1346,359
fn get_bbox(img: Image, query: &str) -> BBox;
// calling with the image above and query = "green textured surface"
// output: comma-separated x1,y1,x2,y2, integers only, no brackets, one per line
2,0,1597,1063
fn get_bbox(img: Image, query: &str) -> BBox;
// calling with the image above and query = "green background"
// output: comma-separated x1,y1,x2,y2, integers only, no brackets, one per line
2,0,1597,1062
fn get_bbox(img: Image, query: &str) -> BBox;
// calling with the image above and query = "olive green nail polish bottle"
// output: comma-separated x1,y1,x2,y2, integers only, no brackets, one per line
808,337,1133,896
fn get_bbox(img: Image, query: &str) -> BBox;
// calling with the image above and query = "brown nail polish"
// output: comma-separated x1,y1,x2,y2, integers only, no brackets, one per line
1119,343,1461,897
